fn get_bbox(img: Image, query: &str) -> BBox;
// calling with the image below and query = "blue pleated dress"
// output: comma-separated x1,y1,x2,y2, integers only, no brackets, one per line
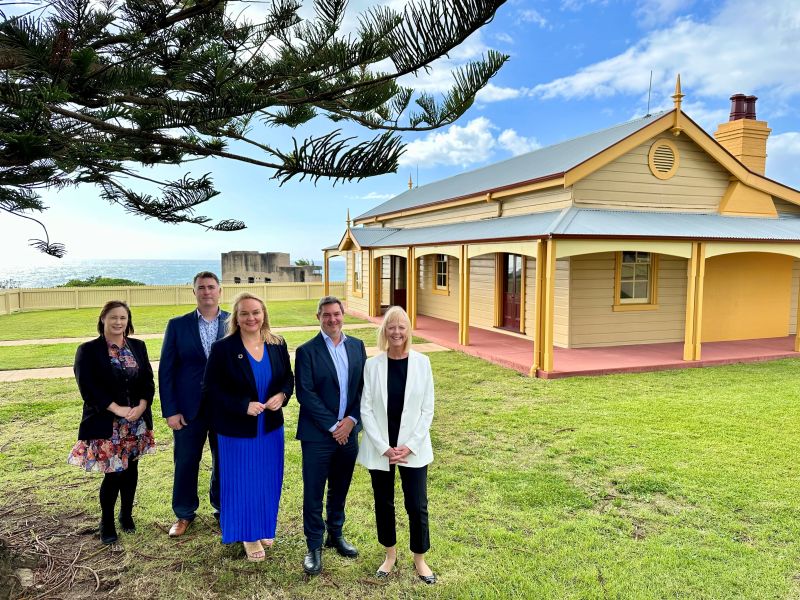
217,345,285,544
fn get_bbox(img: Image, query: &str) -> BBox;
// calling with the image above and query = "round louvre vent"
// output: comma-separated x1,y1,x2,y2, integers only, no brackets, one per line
648,139,679,180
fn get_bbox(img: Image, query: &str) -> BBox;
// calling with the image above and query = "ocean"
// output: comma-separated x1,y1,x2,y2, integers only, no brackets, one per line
0,258,346,288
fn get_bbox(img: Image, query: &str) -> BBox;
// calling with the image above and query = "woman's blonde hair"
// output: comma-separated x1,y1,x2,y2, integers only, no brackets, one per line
377,306,412,353
226,292,284,345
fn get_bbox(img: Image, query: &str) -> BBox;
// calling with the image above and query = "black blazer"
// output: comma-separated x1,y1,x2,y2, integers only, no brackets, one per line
295,332,366,442
158,309,229,421
202,334,294,438
73,336,155,440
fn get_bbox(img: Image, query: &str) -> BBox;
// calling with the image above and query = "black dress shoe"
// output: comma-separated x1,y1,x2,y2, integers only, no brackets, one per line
375,569,390,579
303,548,323,575
118,514,135,533
324,535,358,557
418,573,437,585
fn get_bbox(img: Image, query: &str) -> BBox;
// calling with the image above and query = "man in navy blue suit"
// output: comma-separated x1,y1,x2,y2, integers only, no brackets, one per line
159,271,229,537
295,296,367,575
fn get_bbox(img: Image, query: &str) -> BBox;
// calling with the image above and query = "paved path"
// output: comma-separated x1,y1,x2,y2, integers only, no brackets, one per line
0,323,376,347
0,343,450,382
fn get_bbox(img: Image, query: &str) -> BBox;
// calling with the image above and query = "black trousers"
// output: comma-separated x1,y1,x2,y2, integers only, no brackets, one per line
369,464,430,554
301,436,358,551
172,414,220,520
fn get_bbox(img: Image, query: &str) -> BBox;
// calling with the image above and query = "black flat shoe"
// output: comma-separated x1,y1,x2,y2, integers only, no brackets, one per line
99,521,118,545
417,573,437,585
375,569,390,579
324,535,358,557
118,514,135,533
303,548,323,575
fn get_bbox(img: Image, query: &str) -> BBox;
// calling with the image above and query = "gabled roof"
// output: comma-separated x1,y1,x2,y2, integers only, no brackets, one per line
354,109,800,224
338,207,800,247
355,111,670,221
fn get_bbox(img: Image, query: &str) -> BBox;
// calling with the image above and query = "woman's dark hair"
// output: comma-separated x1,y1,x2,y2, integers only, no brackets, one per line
97,300,134,336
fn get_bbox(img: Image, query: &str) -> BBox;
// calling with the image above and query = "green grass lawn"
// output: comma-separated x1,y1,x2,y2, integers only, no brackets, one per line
0,329,382,370
0,300,368,341
2,355,800,598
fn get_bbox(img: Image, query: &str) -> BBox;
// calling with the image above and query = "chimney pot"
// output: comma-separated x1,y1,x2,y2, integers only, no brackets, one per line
729,93,747,121
744,95,758,120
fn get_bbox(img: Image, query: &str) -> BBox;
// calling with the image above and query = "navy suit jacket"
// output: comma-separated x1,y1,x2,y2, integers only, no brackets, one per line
159,309,229,421
202,334,294,438
295,332,366,442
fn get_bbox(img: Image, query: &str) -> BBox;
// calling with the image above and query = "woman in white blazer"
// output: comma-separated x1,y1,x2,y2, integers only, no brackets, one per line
357,306,436,584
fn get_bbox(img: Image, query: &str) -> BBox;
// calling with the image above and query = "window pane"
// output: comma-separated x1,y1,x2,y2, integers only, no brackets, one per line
620,282,634,299
622,251,636,263
621,264,635,280
635,264,649,278
634,282,649,300
636,252,650,264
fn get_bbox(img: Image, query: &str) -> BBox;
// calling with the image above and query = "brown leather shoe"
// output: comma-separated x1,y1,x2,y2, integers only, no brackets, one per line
168,518,191,537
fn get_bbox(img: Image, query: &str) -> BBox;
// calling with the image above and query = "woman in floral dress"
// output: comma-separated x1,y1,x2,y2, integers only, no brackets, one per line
69,300,155,545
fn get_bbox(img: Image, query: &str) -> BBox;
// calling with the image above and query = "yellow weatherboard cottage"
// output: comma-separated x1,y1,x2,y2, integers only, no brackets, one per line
322,76,800,378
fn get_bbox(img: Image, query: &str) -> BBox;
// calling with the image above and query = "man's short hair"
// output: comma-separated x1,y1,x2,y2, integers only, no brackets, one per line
193,271,220,287
316,296,344,316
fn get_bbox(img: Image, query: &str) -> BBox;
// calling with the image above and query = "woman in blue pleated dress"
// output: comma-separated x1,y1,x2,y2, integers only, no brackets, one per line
202,292,294,561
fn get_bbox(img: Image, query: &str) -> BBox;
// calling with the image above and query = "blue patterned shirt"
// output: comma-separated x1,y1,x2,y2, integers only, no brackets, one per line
197,308,221,358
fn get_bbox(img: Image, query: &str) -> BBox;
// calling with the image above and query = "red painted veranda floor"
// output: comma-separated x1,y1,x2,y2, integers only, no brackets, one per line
351,310,800,378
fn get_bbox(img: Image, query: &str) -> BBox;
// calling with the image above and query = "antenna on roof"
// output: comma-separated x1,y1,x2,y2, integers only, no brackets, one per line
646,70,653,117
408,173,413,190
346,208,351,228
416,164,419,188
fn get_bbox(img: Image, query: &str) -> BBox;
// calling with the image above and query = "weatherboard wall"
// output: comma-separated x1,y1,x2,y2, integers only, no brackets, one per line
572,134,731,212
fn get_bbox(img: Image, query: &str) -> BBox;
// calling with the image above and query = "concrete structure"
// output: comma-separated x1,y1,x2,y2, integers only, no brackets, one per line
321,77,800,378
221,251,321,284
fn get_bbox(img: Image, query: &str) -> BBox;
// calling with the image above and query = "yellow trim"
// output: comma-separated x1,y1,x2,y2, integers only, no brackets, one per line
531,240,545,376
409,248,417,330
431,253,450,296
352,178,565,226
705,242,800,259
542,240,557,373
459,245,470,345
373,247,409,259
414,245,461,259
338,229,362,252
351,251,363,298
795,276,800,352
369,252,380,316
682,242,706,361
564,112,676,187
718,181,777,217
555,239,693,259
613,252,659,309
467,241,539,260
648,139,680,180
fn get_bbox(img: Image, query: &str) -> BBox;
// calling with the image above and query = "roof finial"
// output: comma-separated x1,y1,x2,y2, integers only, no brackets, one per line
346,208,351,228
671,74,685,136
408,173,413,190
672,74,684,110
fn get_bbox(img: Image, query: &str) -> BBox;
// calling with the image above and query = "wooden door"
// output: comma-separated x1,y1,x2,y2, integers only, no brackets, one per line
502,254,522,330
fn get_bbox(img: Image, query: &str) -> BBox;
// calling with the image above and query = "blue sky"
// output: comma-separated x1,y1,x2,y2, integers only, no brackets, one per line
2,0,800,270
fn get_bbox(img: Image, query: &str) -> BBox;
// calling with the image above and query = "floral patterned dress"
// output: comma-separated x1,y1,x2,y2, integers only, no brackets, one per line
68,341,156,473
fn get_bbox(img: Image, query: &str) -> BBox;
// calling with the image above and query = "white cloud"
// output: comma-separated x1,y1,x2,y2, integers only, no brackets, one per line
476,83,526,103
767,132,800,189
635,0,695,27
498,129,541,155
532,0,800,110
400,117,497,167
517,9,548,27
494,32,515,45
399,118,541,167
347,191,394,201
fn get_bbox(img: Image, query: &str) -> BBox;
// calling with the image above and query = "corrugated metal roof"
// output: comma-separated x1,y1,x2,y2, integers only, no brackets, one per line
329,208,800,248
356,111,670,220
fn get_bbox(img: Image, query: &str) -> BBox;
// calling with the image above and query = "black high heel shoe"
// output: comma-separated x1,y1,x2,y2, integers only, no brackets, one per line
100,520,118,545
118,514,135,533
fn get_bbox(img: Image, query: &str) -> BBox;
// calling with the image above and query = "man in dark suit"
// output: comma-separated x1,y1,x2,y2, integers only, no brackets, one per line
159,271,229,537
295,296,367,575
